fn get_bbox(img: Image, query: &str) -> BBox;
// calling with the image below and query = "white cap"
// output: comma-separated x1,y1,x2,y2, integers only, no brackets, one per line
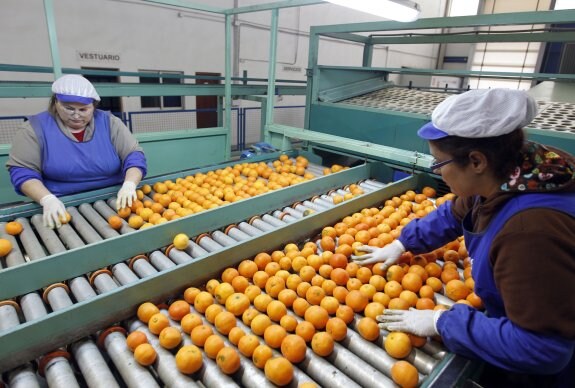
51,74,101,104
418,89,538,140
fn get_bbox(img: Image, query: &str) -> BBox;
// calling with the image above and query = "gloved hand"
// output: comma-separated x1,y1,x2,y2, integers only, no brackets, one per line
40,194,67,229
378,308,445,337
116,181,137,210
350,239,405,267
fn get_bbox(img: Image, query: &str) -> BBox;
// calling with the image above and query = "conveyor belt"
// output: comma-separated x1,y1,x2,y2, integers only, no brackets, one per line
340,87,575,134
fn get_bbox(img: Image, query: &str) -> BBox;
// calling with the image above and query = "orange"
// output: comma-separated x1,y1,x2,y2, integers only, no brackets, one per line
415,297,436,310
254,294,273,312
321,279,337,296
214,311,237,335
265,357,294,386
345,290,368,313
320,236,336,252
217,347,241,374
445,279,470,301
426,277,444,293
231,275,249,293
346,278,362,291
214,282,235,305
391,360,419,388
264,324,287,349
265,262,281,276
204,335,226,359
278,289,298,308
296,282,312,298
401,273,423,293
126,331,148,352
418,285,435,299
183,287,201,304
134,343,157,366
4,221,23,236
265,276,286,298
292,298,310,317
318,264,333,278
171,233,189,250
221,267,239,284
238,259,258,279
304,306,329,330
238,334,260,357
356,267,372,284
386,265,405,283
148,313,170,335
325,317,348,341
388,297,410,310
408,334,427,348
137,302,160,323
267,300,288,322
168,300,190,321
228,327,246,346
441,268,460,284
250,314,273,336
330,268,350,286
359,284,377,300
319,296,340,315
280,315,298,333
305,286,325,306
384,280,403,298
311,332,334,357
373,292,391,308
384,332,412,359
252,344,273,369
335,305,355,324
225,293,250,316
159,326,182,349
399,290,418,307
191,324,213,347
466,292,484,309
194,291,214,314
332,286,349,304
0,238,12,257
175,345,203,374
369,275,387,292
364,302,385,320
181,313,203,334
206,279,220,295
357,317,380,342
242,308,260,326
281,334,307,363
295,321,316,343
252,271,270,289
108,215,123,230
244,284,262,303
329,253,348,269
254,252,272,270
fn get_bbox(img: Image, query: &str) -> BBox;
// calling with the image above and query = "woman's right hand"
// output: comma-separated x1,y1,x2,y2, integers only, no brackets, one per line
350,239,406,267
40,194,67,229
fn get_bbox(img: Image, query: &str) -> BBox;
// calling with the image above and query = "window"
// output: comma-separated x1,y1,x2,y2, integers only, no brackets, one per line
140,71,183,109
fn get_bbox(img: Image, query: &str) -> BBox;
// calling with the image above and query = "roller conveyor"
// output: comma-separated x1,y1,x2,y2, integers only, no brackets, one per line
0,158,476,387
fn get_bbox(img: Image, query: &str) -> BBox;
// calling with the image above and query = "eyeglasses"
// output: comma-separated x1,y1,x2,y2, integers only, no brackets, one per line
430,158,454,171
58,102,94,117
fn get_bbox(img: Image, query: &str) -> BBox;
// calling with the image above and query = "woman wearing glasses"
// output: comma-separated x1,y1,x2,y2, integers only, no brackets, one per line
7,74,147,228
352,89,575,387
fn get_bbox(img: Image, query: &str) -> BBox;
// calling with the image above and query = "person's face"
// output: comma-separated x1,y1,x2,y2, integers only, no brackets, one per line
55,100,94,130
428,143,476,198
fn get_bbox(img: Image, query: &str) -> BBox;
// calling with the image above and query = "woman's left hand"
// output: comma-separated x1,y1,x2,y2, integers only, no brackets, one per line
116,181,137,210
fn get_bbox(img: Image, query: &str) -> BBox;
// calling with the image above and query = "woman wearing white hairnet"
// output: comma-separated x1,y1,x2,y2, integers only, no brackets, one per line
352,89,575,387
6,74,147,228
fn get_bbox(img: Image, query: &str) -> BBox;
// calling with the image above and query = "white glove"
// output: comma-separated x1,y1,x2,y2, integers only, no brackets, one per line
40,194,67,229
350,239,405,267
116,181,137,210
378,308,445,337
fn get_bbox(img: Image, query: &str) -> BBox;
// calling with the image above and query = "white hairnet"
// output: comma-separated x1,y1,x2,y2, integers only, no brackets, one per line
51,74,101,102
418,89,538,140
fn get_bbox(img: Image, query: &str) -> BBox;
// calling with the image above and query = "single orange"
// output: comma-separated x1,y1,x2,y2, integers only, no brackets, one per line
126,331,148,352
384,332,412,359
214,310,237,335
191,324,214,347
252,344,273,369
134,343,156,366
159,326,182,349
228,327,246,346
180,313,203,334
311,332,334,357
148,313,170,335
250,314,272,336
4,221,23,236
265,357,294,386
216,347,241,375
325,317,348,341
391,360,419,388
357,317,380,342
168,300,191,321
108,215,123,230
175,345,203,374
204,335,226,359
137,302,160,324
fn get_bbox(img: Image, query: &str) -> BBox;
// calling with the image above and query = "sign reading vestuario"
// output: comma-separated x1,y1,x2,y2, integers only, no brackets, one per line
77,51,121,62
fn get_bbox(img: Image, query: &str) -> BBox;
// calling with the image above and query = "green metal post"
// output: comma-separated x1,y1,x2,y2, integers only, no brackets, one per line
265,9,279,134
43,0,62,79
362,38,374,67
224,14,233,159
304,28,320,130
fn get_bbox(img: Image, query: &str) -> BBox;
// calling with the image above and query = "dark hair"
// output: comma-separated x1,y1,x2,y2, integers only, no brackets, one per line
430,128,525,180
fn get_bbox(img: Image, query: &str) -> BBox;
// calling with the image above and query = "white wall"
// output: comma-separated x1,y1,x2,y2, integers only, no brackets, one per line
0,0,445,116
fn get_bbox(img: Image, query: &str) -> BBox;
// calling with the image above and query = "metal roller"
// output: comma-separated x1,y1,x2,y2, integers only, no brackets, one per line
293,202,317,215
90,269,120,294
435,293,455,308
272,211,297,223
149,251,177,271
127,320,201,388
43,283,73,311
302,199,330,211
358,181,381,192
16,217,47,260
335,189,350,197
249,216,275,232
98,327,160,388
30,215,66,254
56,223,85,250
237,221,264,237
69,338,120,388
196,234,224,253
38,350,80,388
363,179,388,188
67,207,103,244
164,246,194,265
111,262,140,285
19,293,48,322
5,363,41,388
261,214,287,227
78,203,119,239
211,230,238,247
129,255,158,278
92,200,135,235
224,225,252,242
183,240,209,259
0,300,21,332
282,207,305,219
0,223,26,267
311,196,335,209
68,277,98,302
421,340,448,360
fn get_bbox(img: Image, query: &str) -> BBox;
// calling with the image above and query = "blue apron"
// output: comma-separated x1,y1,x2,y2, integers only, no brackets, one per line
28,110,123,196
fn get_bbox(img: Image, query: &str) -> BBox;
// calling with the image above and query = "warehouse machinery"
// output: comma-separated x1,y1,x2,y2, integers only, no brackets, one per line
1,2,575,386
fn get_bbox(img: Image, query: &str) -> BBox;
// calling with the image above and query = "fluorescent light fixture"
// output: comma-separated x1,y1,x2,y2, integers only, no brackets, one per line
325,0,421,22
